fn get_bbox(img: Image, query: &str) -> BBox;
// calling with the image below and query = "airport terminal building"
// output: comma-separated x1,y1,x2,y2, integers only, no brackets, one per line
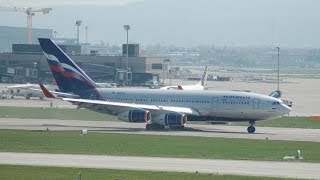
0,26,169,85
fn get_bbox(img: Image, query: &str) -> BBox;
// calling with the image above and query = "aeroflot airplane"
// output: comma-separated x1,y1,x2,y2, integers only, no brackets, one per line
160,66,208,90
38,38,291,133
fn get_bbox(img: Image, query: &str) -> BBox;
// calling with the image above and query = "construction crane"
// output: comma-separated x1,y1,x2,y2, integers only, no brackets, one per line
0,6,52,44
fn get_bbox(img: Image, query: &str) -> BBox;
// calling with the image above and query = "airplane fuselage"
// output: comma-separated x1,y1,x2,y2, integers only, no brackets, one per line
95,88,290,122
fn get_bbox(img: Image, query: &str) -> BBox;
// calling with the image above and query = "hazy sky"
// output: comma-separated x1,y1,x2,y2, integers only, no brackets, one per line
0,0,319,47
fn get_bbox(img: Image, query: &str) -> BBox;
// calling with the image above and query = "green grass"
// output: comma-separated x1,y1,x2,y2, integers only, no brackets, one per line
231,116,320,129
0,165,284,180
0,130,320,163
0,106,117,121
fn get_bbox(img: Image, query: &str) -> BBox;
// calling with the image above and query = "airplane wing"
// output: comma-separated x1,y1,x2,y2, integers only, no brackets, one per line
63,98,200,116
6,83,36,89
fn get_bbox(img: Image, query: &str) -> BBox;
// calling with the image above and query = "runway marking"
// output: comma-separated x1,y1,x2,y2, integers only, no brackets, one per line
0,152,319,179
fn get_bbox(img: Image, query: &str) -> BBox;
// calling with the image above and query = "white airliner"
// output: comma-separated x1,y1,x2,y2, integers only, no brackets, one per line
6,82,68,100
38,38,291,133
6,83,46,99
160,66,208,90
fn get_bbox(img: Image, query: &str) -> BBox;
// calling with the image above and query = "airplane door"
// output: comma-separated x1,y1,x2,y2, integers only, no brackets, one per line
253,98,260,109
211,97,218,108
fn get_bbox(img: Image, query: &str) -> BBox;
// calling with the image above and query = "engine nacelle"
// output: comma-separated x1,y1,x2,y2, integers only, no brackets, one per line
153,113,187,127
118,110,151,123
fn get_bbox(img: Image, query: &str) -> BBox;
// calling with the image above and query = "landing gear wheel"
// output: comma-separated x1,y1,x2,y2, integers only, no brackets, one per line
153,124,165,130
169,126,184,130
145,123,165,130
247,126,256,133
146,124,152,131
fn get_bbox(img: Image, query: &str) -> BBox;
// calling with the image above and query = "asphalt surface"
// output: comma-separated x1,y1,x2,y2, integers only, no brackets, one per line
1,118,320,142
0,152,319,179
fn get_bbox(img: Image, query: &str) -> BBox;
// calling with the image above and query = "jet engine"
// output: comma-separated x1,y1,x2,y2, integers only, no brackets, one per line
118,109,151,123
153,113,187,127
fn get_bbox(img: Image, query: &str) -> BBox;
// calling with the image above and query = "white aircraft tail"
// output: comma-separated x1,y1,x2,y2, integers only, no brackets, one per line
196,65,208,87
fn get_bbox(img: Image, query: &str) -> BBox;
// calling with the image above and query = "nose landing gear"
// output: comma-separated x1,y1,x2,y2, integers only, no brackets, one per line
247,121,256,133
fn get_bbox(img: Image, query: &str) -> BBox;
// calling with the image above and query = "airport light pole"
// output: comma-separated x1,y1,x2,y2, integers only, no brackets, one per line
85,26,88,55
276,47,280,91
162,59,165,84
123,25,130,71
53,30,57,39
76,20,82,45
123,25,130,84
85,26,88,44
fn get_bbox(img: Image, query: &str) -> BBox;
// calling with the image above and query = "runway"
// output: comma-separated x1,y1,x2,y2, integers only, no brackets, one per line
1,118,320,142
0,152,319,179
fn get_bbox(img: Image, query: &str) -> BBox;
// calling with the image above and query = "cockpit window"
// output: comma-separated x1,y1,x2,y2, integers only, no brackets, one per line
272,101,280,105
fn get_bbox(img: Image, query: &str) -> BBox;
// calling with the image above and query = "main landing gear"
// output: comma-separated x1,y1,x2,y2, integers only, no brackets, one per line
146,123,185,131
247,121,256,133
146,123,165,130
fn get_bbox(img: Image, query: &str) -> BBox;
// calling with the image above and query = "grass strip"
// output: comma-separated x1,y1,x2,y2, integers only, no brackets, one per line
0,130,319,163
0,165,286,180
0,106,117,121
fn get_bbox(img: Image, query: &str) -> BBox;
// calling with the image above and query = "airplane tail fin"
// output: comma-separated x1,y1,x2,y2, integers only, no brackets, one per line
38,38,100,99
197,65,208,87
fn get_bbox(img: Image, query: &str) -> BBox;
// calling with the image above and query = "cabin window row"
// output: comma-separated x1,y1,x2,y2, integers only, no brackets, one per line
106,97,134,101
223,101,250,105
170,100,210,103
223,96,250,99
105,96,210,104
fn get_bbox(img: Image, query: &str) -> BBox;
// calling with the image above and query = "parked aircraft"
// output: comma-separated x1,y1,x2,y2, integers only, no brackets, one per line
5,81,70,100
38,38,291,133
6,83,46,99
160,66,208,90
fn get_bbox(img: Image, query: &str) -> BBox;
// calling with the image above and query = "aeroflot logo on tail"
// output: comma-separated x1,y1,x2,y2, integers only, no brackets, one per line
43,51,92,85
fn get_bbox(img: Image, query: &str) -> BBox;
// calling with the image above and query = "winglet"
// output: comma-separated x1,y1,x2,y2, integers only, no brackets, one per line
39,84,55,98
